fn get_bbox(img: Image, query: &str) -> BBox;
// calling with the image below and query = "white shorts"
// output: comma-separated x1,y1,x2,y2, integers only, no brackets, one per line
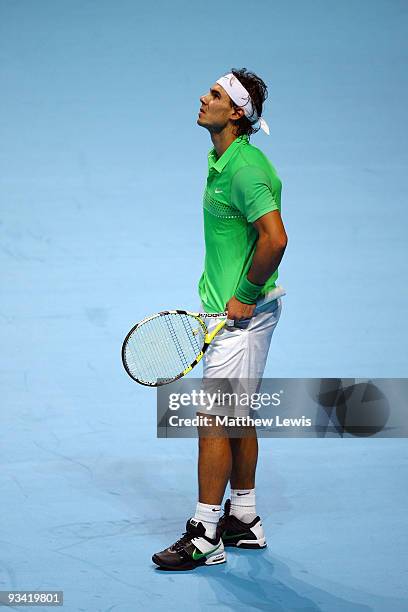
201,287,284,418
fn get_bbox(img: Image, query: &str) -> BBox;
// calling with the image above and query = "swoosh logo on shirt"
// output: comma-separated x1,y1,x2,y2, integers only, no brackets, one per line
214,188,223,193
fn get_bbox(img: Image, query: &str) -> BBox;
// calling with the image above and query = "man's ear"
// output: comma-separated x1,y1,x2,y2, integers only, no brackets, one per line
230,106,245,121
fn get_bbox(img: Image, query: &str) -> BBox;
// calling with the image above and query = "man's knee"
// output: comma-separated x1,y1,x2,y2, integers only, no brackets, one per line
197,412,229,439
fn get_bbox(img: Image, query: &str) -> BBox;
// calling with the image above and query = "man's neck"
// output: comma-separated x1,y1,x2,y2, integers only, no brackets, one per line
211,128,239,159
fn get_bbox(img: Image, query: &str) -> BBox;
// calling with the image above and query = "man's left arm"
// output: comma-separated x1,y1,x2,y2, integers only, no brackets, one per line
227,210,288,320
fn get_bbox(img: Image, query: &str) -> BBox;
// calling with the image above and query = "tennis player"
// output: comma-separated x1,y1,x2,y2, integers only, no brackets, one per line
152,68,288,570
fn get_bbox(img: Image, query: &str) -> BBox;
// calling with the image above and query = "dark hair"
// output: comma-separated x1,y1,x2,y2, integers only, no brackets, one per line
230,68,268,138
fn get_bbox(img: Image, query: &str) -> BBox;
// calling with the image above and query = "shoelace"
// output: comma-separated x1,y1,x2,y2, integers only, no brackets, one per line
170,529,198,552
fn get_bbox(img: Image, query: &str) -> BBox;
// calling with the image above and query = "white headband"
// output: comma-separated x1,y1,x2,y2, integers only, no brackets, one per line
216,73,270,135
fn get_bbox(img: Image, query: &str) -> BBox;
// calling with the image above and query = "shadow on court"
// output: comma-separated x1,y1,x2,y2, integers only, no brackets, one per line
153,550,408,612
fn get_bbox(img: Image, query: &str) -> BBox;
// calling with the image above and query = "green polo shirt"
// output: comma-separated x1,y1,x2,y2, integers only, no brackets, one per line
198,134,282,313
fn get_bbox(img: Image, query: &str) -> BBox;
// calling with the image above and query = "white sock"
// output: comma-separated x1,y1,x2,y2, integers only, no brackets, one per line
230,488,257,523
193,502,222,539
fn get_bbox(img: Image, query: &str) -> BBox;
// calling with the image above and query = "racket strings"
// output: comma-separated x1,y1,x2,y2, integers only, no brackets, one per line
135,319,164,381
164,315,187,368
180,314,203,355
123,313,206,384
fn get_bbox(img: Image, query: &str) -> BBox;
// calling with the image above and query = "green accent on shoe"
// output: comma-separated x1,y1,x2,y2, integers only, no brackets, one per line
222,530,249,540
191,542,221,561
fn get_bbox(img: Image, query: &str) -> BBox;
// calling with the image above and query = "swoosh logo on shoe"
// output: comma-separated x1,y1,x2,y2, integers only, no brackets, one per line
222,531,248,540
191,542,221,561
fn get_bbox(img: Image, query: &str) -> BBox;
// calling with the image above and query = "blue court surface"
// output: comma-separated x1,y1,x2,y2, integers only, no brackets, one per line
1,1,408,610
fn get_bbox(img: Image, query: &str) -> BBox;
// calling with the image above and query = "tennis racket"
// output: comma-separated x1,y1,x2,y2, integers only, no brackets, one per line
122,310,232,386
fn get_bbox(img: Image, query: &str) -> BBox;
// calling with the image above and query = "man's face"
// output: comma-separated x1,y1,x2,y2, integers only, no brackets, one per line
197,83,239,133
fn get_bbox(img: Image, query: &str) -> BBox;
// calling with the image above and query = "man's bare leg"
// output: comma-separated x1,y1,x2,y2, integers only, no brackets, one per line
197,423,258,502
229,427,258,489
197,415,232,505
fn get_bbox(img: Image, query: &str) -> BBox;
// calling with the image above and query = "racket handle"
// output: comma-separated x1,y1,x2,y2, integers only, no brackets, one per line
198,312,234,325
